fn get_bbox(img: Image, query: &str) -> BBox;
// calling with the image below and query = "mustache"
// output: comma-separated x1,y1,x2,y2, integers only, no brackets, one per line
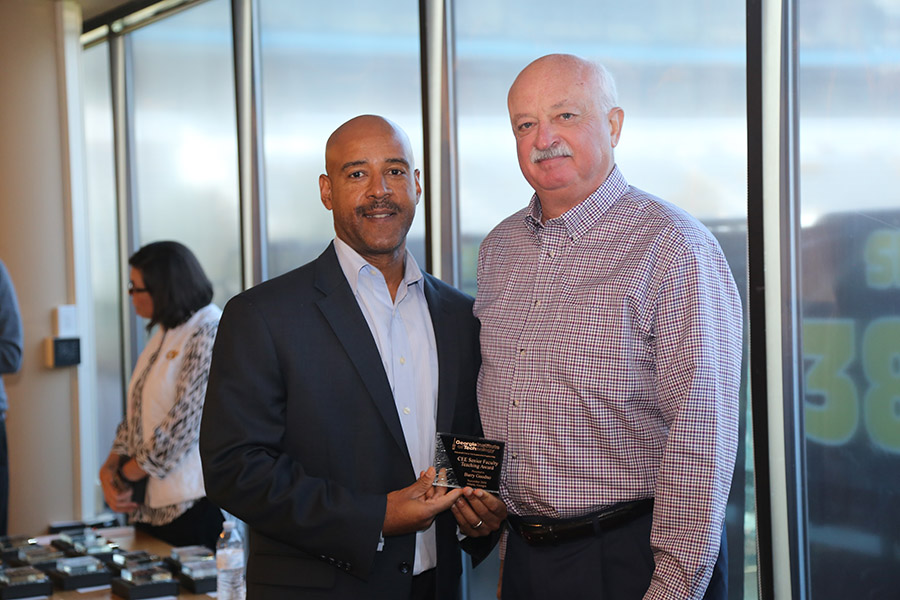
356,199,402,216
530,142,573,163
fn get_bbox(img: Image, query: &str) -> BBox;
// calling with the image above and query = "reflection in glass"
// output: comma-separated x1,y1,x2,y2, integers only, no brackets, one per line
82,41,123,515
453,1,753,597
131,0,241,310
798,1,900,596
258,0,424,278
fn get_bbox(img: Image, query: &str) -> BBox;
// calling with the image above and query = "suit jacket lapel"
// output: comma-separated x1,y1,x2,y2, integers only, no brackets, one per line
313,244,410,458
424,274,459,434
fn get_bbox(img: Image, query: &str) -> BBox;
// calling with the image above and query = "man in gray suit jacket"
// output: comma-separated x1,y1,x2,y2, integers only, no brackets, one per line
200,115,505,599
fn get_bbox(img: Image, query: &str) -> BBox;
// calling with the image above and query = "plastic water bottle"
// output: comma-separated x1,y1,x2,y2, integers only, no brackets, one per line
216,521,246,600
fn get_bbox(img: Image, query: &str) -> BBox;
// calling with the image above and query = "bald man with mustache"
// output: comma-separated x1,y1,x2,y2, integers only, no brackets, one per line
201,115,505,600
474,54,741,599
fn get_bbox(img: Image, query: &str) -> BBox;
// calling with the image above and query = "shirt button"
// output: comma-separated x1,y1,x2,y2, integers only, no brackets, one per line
513,399,520,407
399,356,406,365
398,562,412,574
519,348,526,356
403,407,411,415
534,299,541,306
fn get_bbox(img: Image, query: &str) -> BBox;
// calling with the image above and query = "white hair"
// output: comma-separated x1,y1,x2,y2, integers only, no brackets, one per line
591,61,619,115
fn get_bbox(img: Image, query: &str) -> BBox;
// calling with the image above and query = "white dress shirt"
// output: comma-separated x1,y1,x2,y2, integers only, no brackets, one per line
333,237,440,575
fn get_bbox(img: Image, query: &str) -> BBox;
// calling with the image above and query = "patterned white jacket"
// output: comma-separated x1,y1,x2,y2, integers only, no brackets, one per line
113,303,221,525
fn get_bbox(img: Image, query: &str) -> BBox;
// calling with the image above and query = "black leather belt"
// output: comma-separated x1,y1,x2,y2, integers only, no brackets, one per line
507,498,654,546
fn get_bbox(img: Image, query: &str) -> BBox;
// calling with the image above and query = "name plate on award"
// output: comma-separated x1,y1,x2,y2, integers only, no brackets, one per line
433,432,504,493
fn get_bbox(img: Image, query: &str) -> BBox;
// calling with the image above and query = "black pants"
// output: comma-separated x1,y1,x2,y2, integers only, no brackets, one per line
134,496,225,550
502,512,728,600
0,419,7,536
410,568,436,600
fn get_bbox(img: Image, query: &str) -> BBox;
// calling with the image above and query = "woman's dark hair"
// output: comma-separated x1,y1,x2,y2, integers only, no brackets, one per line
129,241,213,331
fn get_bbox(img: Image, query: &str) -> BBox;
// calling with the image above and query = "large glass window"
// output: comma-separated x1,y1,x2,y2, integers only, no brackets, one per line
454,1,747,295
798,1,900,596
453,2,753,598
82,40,123,515
258,0,425,278
131,0,241,308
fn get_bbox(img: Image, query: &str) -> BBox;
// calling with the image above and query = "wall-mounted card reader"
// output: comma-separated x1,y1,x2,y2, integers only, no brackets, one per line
45,305,80,368
45,337,81,367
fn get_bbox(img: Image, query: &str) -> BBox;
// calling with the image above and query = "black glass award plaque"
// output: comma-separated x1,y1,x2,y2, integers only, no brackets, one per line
433,432,504,493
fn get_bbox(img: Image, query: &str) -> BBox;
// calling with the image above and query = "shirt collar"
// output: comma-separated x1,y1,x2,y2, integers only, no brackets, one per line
333,236,424,296
525,165,629,241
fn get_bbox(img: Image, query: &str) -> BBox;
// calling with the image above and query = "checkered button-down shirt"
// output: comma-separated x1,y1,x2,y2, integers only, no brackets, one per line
474,166,742,600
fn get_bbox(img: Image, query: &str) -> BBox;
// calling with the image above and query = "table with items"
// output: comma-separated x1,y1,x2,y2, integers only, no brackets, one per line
0,526,219,599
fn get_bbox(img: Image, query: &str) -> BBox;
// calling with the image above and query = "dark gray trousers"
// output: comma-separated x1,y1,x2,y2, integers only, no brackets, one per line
502,512,727,600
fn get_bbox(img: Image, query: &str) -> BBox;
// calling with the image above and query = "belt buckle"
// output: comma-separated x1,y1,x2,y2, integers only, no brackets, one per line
520,523,554,544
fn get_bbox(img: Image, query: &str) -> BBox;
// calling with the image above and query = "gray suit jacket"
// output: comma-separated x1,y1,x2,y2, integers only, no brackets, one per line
0,260,23,415
200,244,486,599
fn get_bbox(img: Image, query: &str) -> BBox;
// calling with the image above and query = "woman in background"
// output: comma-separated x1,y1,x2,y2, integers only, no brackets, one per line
99,241,224,549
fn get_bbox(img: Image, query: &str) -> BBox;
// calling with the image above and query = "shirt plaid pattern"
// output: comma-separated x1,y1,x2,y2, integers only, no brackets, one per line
474,166,742,600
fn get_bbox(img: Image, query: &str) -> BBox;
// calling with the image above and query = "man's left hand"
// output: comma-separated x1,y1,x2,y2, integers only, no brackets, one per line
451,488,507,537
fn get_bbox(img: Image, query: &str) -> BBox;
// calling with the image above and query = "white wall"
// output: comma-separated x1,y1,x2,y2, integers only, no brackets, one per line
0,0,86,535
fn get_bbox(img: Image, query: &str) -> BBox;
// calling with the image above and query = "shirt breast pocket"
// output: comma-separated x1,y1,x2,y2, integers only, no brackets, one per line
550,279,654,397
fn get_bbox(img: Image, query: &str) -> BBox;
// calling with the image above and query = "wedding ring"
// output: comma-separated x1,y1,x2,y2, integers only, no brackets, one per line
473,520,484,529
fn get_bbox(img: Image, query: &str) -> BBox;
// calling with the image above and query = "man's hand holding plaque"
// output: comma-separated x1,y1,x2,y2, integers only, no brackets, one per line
433,433,508,537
